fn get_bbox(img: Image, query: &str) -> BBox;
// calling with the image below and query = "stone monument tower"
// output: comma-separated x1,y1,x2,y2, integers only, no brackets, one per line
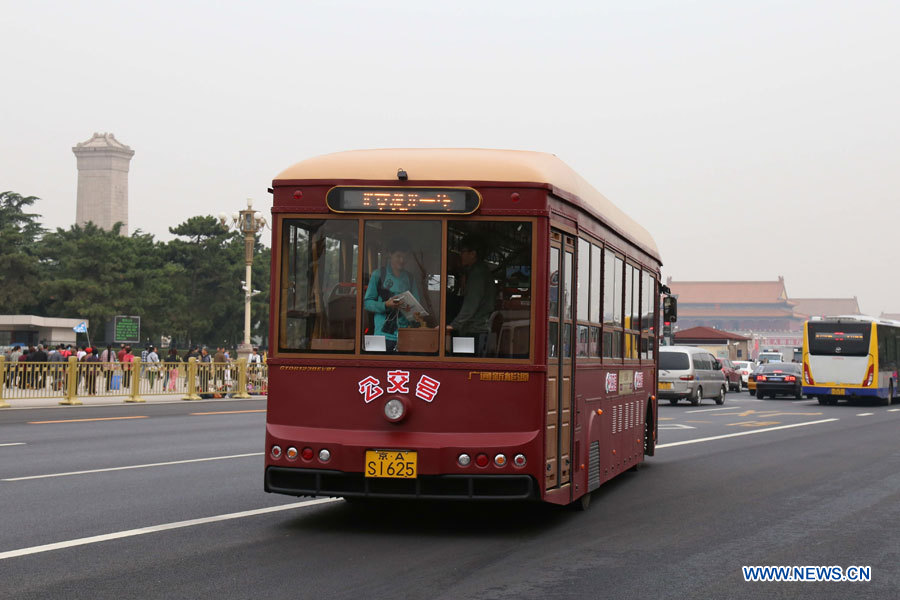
73,132,135,235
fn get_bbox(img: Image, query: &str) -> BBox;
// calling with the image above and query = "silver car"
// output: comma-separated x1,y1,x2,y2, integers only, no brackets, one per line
658,346,728,406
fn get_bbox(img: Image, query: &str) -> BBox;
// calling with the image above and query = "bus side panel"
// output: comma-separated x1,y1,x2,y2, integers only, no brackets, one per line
577,365,653,496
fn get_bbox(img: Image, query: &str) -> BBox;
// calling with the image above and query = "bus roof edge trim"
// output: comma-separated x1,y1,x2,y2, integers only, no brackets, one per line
273,149,659,260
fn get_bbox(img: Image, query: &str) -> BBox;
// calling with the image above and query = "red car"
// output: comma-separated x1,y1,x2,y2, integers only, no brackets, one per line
718,358,742,392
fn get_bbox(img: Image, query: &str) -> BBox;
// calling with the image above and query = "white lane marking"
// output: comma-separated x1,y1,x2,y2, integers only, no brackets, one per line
856,413,874,417
659,424,696,430
0,443,26,447
889,409,900,412
0,498,341,560
684,407,739,414
2,452,264,481
656,418,839,449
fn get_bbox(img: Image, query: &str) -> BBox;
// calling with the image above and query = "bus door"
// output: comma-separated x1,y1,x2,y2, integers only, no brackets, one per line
546,231,574,490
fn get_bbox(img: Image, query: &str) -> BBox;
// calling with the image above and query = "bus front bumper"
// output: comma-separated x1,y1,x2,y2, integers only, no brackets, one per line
266,467,537,500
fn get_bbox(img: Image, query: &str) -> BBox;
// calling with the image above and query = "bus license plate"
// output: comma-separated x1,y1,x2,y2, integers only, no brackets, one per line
658,382,673,390
365,450,417,479
830,388,846,395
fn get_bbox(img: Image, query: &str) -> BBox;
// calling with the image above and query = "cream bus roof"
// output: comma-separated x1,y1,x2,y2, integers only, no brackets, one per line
275,148,660,260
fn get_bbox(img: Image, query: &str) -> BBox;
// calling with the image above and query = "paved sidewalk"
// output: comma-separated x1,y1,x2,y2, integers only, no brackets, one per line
1,393,267,410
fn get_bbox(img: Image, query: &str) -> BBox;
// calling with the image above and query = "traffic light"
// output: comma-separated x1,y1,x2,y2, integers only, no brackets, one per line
663,296,677,323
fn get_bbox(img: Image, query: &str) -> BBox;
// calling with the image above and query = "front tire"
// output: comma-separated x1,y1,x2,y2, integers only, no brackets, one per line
691,387,702,406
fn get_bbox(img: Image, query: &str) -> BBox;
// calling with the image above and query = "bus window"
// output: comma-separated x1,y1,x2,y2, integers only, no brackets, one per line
447,221,533,358
280,219,358,353
808,323,870,356
361,220,441,355
603,251,624,359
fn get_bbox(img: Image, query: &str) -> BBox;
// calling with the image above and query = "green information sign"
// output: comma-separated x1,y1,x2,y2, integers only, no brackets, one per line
114,315,141,343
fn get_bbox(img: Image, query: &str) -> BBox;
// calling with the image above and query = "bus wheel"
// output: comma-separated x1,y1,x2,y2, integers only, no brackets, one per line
573,491,592,511
669,398,678,406
817,396,827,405
715,386,725,405
691,387,702,406
643,400,656,456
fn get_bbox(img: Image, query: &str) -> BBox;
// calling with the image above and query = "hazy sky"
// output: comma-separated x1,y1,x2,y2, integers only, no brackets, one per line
3,1,899,315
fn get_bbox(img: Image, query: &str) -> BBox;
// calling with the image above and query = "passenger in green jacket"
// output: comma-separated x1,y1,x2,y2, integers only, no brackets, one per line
364,238,422,352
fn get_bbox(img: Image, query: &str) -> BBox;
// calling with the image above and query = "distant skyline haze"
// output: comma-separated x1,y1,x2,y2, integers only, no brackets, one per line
3,1,898,315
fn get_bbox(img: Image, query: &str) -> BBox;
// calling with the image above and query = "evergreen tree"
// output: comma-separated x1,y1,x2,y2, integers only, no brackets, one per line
0,191,44,313
35,223,177,344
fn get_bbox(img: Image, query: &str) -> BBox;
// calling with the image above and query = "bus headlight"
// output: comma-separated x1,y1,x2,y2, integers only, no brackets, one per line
384,398,407,422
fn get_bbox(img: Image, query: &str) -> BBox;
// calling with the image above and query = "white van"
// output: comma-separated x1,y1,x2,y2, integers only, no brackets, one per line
757,351,784,363
658,346,728,406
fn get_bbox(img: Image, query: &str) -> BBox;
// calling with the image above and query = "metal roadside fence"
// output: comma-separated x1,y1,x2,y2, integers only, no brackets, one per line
0,356,267,407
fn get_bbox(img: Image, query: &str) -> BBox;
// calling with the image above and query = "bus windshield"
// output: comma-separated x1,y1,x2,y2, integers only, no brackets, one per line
278,218,533,359
807,322,870,357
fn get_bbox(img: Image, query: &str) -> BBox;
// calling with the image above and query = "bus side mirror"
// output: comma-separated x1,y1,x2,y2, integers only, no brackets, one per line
663,296,677,323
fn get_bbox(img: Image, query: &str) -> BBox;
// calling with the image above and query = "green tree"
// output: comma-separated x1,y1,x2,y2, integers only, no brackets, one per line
250,245,271,348
165,215,271,349
0,191,44,313
166,216,244,347
36,223,177,345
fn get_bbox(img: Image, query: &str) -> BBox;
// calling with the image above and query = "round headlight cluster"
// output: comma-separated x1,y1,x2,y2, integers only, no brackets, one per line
384,398,406,422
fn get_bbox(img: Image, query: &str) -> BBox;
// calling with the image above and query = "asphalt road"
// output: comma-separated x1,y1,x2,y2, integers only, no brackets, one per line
1,392,898,599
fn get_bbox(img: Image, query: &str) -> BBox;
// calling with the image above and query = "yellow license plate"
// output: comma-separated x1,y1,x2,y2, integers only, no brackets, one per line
365,450,417,479
658,382,673,390
830,388,846,395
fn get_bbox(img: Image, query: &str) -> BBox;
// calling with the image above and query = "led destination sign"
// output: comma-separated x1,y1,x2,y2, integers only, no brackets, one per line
327,187,480,214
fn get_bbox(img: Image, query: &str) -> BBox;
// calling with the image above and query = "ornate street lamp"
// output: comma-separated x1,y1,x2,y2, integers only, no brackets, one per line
219,198,267,358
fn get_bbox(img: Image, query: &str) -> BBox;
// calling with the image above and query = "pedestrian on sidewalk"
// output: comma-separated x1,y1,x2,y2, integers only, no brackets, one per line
121,346,134,390
146,346,160,389
164,347,181,391
83,348,101,395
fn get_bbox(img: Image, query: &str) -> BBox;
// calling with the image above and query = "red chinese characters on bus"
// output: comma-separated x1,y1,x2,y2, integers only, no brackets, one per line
358,376,384,403
386,370,410,394
358,372,441,403
634,371,644,390
415,375,441,402
605,372,618,394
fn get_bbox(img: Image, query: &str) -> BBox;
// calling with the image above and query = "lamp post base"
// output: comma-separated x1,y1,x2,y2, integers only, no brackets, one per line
236,342,253,361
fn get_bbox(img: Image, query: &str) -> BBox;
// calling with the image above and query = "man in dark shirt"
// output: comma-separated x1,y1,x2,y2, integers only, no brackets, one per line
31,344,49,388
447,235,496,356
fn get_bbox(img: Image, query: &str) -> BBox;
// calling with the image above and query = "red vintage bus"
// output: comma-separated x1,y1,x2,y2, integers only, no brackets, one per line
264,149,662,508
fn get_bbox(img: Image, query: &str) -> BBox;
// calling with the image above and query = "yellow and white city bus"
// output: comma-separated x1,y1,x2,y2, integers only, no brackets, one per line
802,316,900,405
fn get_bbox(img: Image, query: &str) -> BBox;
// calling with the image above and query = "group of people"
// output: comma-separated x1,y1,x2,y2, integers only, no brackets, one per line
2,343,265,396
